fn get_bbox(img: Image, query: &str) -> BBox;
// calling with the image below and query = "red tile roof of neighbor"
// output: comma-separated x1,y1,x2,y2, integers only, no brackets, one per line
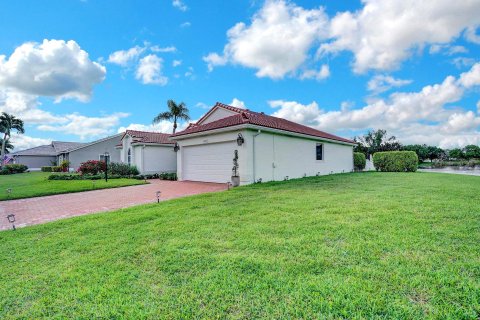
173,102,355,144
123,130,174,144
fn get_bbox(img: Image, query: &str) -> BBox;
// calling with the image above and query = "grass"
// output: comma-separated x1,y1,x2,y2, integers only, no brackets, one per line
0,172,145,201
0,172,479,319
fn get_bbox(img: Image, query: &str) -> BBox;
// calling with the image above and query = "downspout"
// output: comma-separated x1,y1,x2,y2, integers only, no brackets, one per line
252,130,262,183
142,145,146,174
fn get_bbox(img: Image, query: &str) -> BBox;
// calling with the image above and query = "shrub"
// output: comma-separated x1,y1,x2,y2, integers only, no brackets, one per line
159,172,177,181
108,162,139,176
353,152,366,171
77,160,106,175
52,166,63,172
59,160,70,172
41,166,54,172
48,174,123,180
0,164,28,175
373,151,418,172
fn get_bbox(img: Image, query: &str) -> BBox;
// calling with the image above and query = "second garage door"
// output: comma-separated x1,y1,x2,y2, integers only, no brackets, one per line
182,142,236,183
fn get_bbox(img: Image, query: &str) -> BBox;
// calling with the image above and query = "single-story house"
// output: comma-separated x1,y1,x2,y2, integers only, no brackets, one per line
117,130,176,174
9,134,122,171
171,102,355,185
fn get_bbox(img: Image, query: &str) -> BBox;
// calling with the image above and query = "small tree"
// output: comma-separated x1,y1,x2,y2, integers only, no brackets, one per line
0,113,25,168
464,145,480,160
426,146,444,162
448,148,465,160
354,129,402,158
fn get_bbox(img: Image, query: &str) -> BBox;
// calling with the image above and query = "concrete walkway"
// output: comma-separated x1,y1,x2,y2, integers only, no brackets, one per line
0,180,226,231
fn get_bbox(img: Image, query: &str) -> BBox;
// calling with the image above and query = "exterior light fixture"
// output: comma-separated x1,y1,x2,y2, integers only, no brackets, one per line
156,191,161,203
316,172,320,176
6,188,12,199
303,173,307,178
236,133,244,146
104,151,110,182
6,214,16,231
256,178,262,183
227,182,233,190
173,143,180,152
284,176,289,181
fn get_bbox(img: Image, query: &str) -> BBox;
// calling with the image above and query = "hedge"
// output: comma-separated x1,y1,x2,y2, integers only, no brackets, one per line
373,151,418,172
0,164,28,175
41,166,54,172
48,174,124,180
353,152,366,171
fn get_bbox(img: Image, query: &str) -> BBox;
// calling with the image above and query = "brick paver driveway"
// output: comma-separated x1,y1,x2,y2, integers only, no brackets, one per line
0,180,226,231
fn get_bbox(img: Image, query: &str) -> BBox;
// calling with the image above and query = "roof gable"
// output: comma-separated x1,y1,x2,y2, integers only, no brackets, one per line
172,103,354,144
196,102,247,125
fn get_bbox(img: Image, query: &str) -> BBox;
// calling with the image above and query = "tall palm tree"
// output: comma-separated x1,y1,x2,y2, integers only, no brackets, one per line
0,138,14,153
153,100,190,134
0,112,25,167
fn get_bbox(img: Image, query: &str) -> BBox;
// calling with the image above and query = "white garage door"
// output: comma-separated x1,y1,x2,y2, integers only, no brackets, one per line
182,142,235,183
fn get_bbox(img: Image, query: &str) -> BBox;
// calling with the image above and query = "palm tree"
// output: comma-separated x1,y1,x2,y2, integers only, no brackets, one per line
153,100,190,134
0,112,25,167
0,138,14,153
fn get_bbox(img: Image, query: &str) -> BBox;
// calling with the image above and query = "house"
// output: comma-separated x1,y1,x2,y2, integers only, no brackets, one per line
9,134,122,171
9,141,86,170
117,130,176,174
171,102,355,185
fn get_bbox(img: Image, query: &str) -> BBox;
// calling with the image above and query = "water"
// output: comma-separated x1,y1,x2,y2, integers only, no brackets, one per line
419,166,480,176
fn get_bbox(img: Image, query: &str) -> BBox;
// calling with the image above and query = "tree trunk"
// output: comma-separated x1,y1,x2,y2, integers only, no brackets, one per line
0,133,7,169
173,116,177,134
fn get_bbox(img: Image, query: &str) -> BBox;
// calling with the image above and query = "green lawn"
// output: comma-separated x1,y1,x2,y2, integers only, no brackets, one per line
0,172,145,201
1,172,479,319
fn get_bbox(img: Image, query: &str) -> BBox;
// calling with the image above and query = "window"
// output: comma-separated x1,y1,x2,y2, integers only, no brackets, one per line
316,143,323,160
127,148,131,165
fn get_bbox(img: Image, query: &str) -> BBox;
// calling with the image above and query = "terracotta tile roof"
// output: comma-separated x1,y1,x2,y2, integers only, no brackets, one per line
196,102,248,124
173,103,354,144
123,130,174,144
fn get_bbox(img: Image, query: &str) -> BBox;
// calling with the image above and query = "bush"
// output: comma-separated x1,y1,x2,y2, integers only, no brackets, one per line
108,162,139,176
77,160,106,175
52,166,63,172
373,151,418,172
353,152,366,171
159,172,177,181
0,164,28,175
59,160,70,172
41,166,54,172
48,174,123,180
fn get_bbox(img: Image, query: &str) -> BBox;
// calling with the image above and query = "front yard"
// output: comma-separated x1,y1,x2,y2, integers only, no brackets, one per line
0,172,479,318
0,172,145,201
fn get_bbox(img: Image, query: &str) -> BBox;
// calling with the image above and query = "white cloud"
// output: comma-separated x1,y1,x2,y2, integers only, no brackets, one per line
320,0,480,73
172,0,187,11
136,54,168,85
230,98,246,109
180,22,191,28
367,75,412,95
118,119,190,134
108,46,145,66
465,26,480,44
172,60,182,67
452,57,476,68
269,63,480,148
9,134,51,152
477,100,480,113
204,0,328,79
195,102,210,109
184,66,195,79
300,64,330,80
0,39,106,102
150,45,177,53
38,112,129,140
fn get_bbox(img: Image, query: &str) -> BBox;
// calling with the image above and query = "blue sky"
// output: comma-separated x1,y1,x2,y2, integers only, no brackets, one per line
1,0,479,150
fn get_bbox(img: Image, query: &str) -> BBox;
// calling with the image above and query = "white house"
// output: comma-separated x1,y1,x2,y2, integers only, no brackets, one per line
117,130,176,174
172,102,355,185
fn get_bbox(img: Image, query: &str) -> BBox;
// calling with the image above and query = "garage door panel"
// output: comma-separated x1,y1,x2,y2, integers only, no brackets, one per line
182,142,235,183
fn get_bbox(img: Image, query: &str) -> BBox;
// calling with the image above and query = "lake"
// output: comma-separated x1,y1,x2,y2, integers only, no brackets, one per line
419,166,480,176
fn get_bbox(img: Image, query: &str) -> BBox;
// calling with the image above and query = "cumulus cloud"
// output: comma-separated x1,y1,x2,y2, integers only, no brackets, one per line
207,0,480,76
135,54,168,85
151,45,177,53
172,0,187,11
367,75,412,95
38,112,129,140
320,0,480,73
230,98,246,109
300,65,330,80
172,60,182,67
9,134,51,151
270,63,480,148
108,46,145,66
118,119,191,134
0,39,106,102
204,0,328,79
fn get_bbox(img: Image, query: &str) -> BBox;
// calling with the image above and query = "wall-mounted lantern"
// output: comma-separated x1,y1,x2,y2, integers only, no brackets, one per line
236,133,244,146
156,191,161,203
173,143,180,152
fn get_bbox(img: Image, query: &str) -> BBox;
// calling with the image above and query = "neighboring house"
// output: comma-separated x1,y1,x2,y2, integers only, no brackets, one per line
9,141,86,170
9,134,122,171
172,102,355,185
117,130,176,174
